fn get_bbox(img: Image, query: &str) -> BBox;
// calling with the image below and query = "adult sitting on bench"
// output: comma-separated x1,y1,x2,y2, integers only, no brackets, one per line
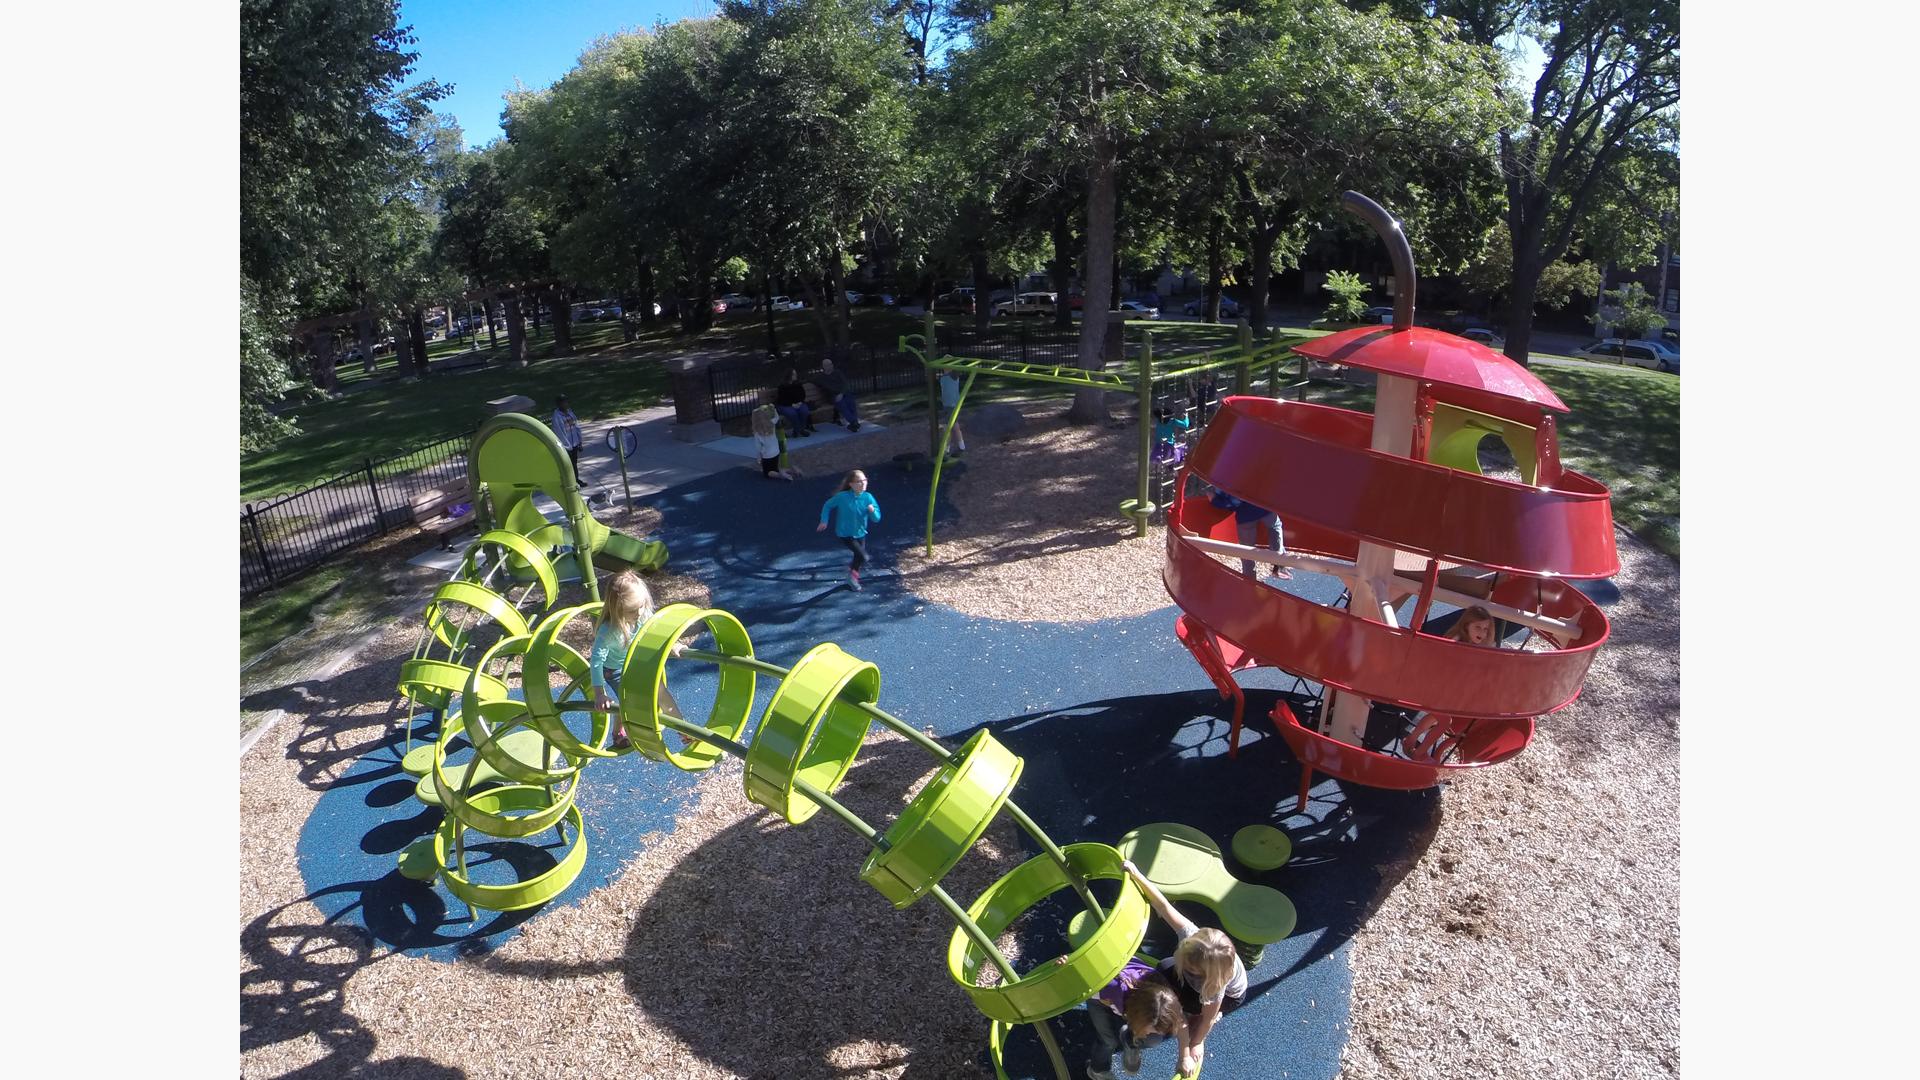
774,368,814,436
815,356,860,432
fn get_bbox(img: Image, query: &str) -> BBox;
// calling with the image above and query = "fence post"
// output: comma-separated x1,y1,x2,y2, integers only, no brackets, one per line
1236,318,1254,396
244,504,277,586
365,459,389,535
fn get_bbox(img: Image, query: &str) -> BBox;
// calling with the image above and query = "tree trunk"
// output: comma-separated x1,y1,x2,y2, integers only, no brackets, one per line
833,246,852,352
548,286,574,357
1247,227,1275,336
504,294,528,365
309,331,339,391
1502,259,1538,367
1069,136,1117,423
356,315,377,374
1050,204,1074,330
1204,218,1224,323
406,307,429,376
762,273,780,357
638,257,660,329
969,248,991,333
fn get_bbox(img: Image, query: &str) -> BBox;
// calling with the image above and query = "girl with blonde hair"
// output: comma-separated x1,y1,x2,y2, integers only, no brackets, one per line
589,570,670,751
1120,860,1249,1076
751,403,793,481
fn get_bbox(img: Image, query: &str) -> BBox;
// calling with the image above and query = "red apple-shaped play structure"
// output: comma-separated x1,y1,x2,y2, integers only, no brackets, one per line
1166,193,1620,809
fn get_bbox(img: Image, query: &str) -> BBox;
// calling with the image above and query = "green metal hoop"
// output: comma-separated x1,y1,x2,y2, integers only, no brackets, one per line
434,787,588,911
522,604,618,760
627,604,758,771
458,528,559,610
423,579,530,651
946,843,1150,1024
861,730,1023,908
744,642,880,823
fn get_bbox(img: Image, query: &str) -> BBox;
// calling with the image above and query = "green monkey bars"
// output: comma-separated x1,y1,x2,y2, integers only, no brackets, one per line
903,311,1311,555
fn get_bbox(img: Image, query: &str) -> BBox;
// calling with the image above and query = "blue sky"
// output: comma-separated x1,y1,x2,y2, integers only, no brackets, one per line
399,1,722,148
401,2,1547,149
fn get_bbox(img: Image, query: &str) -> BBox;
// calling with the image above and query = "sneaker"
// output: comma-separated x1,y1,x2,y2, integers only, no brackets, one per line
849,569,862,591
848,422,861,432
1120,1045,1142,1074
1087,1066,1116,1080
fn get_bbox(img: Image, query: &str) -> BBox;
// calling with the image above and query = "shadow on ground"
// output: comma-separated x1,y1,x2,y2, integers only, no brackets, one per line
462,687,1439,1079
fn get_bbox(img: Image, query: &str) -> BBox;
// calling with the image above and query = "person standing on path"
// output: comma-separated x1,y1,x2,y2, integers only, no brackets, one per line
817,469,881,591
552,394,586,486
938,370,967,454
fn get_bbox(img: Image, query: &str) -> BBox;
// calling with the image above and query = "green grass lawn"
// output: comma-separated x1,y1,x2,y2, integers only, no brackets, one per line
239,559,387,665
244,310,938,502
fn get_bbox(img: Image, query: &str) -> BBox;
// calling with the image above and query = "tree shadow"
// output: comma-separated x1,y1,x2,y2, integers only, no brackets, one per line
239,898,470,1078
463,689,1437,1079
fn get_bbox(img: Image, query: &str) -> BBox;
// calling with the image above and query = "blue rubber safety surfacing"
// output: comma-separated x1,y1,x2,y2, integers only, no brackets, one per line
292,452,1446,1079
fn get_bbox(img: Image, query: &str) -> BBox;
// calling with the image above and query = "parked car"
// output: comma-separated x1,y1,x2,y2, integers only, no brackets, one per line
767,295,805,311
1181,295,1242,318
994,291,1059,317
1362,305,1396,324
1575,337,1680,373
710,299,728,315
718,293,755,312
843,290,864,306
936,289,976,314
1459,327,1505,349
1118,299,1160,319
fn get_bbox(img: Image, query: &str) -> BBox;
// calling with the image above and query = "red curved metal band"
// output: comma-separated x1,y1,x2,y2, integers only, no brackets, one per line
1163,530,1610,719
1187,397,1619,579
1269,701,1536,790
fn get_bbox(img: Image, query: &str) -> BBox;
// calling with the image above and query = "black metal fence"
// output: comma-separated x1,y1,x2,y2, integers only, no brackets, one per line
935,322,1084,367
241,429,474,595
707,342,927,423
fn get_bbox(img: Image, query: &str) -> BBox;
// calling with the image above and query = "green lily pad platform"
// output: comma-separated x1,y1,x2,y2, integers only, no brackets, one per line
1117,822,1297,966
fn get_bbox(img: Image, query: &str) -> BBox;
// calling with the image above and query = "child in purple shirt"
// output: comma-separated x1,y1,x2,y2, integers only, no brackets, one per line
1069,955,1183,1078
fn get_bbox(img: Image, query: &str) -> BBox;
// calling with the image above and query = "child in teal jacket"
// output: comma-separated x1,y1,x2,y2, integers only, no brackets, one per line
816,469,881,591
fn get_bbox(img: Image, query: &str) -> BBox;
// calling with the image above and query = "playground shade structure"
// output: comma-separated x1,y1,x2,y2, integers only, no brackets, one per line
1167,325,1619,804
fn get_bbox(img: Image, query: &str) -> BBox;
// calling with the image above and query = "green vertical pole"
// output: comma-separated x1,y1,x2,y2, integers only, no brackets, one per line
1135,331,1153,538
924,310,940,459
1237,318,1253,396
925,370,976,556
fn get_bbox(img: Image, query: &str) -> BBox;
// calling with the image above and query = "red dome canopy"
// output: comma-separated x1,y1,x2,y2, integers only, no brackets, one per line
1292,326,1567,413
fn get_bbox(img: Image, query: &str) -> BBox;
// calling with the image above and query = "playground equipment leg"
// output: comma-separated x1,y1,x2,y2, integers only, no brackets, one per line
1133,333,1153,538
1297,764,1313,814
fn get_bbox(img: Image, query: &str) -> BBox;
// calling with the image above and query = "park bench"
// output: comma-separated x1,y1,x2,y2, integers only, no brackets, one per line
411,485,476,549
800,381,846,428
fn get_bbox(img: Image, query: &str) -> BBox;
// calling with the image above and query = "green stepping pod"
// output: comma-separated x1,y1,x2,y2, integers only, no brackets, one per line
947,843,1151,1025
862,730,1024,908
745,641,880,823
1117,823,1297,954
626,604,758,771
